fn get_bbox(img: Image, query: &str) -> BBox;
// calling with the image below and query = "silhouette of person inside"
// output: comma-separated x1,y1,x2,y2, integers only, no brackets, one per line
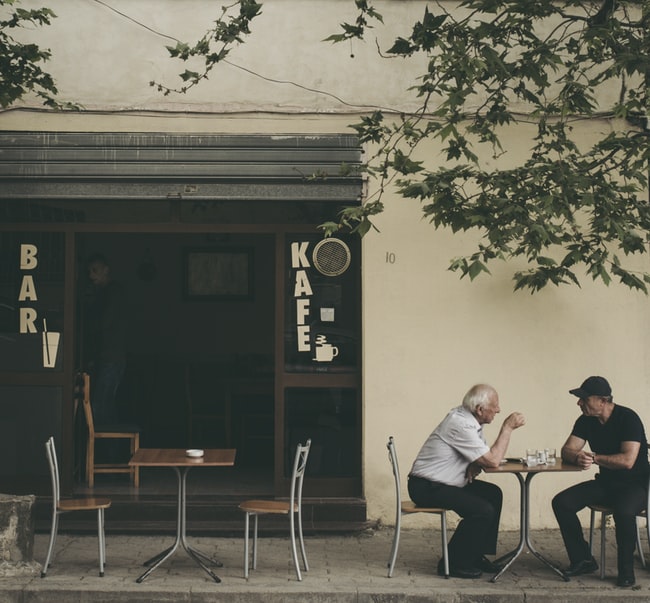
85,253,127,427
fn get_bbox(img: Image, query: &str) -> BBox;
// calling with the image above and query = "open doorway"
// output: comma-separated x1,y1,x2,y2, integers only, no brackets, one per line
74,232,275,497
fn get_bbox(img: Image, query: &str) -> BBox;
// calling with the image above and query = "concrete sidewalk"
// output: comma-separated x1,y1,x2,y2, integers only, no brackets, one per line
2,527,650,602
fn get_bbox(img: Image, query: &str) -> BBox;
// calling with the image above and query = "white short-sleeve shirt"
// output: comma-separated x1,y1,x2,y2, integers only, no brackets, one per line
409,405,490,487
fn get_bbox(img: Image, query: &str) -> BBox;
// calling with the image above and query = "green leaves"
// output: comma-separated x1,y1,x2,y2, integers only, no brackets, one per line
151,0,262,95
0,0,72,109
323,0,650,293
323,0,384,43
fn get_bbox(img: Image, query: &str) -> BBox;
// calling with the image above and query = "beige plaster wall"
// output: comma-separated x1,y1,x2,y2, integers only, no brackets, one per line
362,119,650,530
7,0,430,113
8,0,624,114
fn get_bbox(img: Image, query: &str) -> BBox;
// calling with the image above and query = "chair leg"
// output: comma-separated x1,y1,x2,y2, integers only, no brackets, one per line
41,511,59,578
131,436,140,487
588,508,596,558
646,515,650,568
252,514,258,570
289,511,302,581
599,512,606,579
297,505,309,572
636,518,645,568
97,508,106,577
441,512,450,578
87,436,95,488
387,512,401,578
243,512,250,578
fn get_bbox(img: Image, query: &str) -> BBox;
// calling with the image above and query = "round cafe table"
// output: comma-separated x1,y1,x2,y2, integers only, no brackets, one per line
128,448,236,583
484,459,582,582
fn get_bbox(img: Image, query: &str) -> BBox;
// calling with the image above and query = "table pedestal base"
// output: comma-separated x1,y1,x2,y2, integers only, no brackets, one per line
136,467,223,583
491,472,569,583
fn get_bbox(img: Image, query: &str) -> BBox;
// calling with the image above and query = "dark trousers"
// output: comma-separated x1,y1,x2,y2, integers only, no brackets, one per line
408,475,502,569
91,361,125,425
552,478,647,575
91,362,126,462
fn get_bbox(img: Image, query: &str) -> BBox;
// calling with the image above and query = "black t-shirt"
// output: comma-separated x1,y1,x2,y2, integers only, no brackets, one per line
572,404,649,485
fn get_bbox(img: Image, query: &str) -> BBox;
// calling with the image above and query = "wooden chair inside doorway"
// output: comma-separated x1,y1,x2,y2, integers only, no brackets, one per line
77,372,140,487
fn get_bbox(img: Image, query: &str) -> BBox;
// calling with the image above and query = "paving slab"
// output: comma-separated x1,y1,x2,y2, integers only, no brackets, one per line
2,528,649,603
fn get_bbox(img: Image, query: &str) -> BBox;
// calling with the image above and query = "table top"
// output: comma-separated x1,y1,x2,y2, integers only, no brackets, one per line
129,448,236,467
485,459,583,475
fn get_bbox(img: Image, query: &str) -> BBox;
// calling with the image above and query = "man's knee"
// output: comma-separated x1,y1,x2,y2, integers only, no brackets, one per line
472,497,497,522
552,491,569,516
612,505,640,523
474,481,502,507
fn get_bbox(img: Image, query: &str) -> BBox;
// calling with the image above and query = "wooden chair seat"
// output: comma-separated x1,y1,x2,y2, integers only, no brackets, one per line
94,424,141,435
401,500,448,514
239,500,297,515
58,498,111,512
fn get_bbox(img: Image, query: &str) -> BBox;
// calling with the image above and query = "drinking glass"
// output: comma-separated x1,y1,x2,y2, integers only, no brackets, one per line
546,448,557,464
526,448,538,466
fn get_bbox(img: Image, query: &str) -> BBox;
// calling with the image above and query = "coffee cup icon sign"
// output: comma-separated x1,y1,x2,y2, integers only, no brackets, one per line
314,336,339,362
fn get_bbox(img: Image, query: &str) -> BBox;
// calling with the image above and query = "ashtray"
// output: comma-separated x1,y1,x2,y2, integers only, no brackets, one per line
185,449,204,458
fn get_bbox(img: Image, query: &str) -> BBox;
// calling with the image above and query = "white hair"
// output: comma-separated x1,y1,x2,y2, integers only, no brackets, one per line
462,384,497,412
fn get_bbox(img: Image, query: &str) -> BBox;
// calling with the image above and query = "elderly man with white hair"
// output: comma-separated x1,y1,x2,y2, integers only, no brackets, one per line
408,383,526,579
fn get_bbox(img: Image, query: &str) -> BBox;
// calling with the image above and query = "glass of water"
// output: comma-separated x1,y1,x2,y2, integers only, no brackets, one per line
526,448,538,466
546,448,557,464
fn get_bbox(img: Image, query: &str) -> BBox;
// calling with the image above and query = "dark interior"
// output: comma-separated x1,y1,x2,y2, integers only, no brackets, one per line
75,232,276,496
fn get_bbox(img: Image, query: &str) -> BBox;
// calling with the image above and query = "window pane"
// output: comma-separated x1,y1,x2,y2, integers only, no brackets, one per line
285,387,359,478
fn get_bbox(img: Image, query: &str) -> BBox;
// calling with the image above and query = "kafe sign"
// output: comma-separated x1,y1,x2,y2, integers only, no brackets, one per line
290,241,338,363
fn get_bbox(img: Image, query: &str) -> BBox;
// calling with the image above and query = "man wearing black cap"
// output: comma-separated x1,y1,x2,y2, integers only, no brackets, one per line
552,376,649,587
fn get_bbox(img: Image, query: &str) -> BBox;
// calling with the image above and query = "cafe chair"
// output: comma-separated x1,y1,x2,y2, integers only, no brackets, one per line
41,436,112,577
78,372,140,487
386,435,450,578
239,439,311,580
588,484,649,579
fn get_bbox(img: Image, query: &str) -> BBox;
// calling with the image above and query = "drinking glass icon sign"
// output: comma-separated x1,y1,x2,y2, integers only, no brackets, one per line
313,334,339,362
41,319,60,368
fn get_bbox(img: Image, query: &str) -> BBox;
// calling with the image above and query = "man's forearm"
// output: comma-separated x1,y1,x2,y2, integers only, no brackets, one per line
561,446,580,465
477,426,513,468
592,452,636,470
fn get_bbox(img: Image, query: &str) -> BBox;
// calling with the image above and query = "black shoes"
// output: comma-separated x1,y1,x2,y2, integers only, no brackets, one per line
563,556,598,577
479,556,504,573
563,556,634,586
437,558,482,579
616,574,635,587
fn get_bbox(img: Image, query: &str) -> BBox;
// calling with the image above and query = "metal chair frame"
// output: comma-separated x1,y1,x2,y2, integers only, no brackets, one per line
41,436,112,577
239,439,311,580
386,435,450,578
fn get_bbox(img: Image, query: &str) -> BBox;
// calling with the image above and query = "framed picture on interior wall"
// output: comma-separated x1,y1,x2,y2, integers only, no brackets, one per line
183,247,254,300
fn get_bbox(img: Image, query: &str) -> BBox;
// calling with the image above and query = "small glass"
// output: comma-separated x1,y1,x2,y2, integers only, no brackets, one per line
537,449,547,464
546,448,557,464
526,448,538,466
